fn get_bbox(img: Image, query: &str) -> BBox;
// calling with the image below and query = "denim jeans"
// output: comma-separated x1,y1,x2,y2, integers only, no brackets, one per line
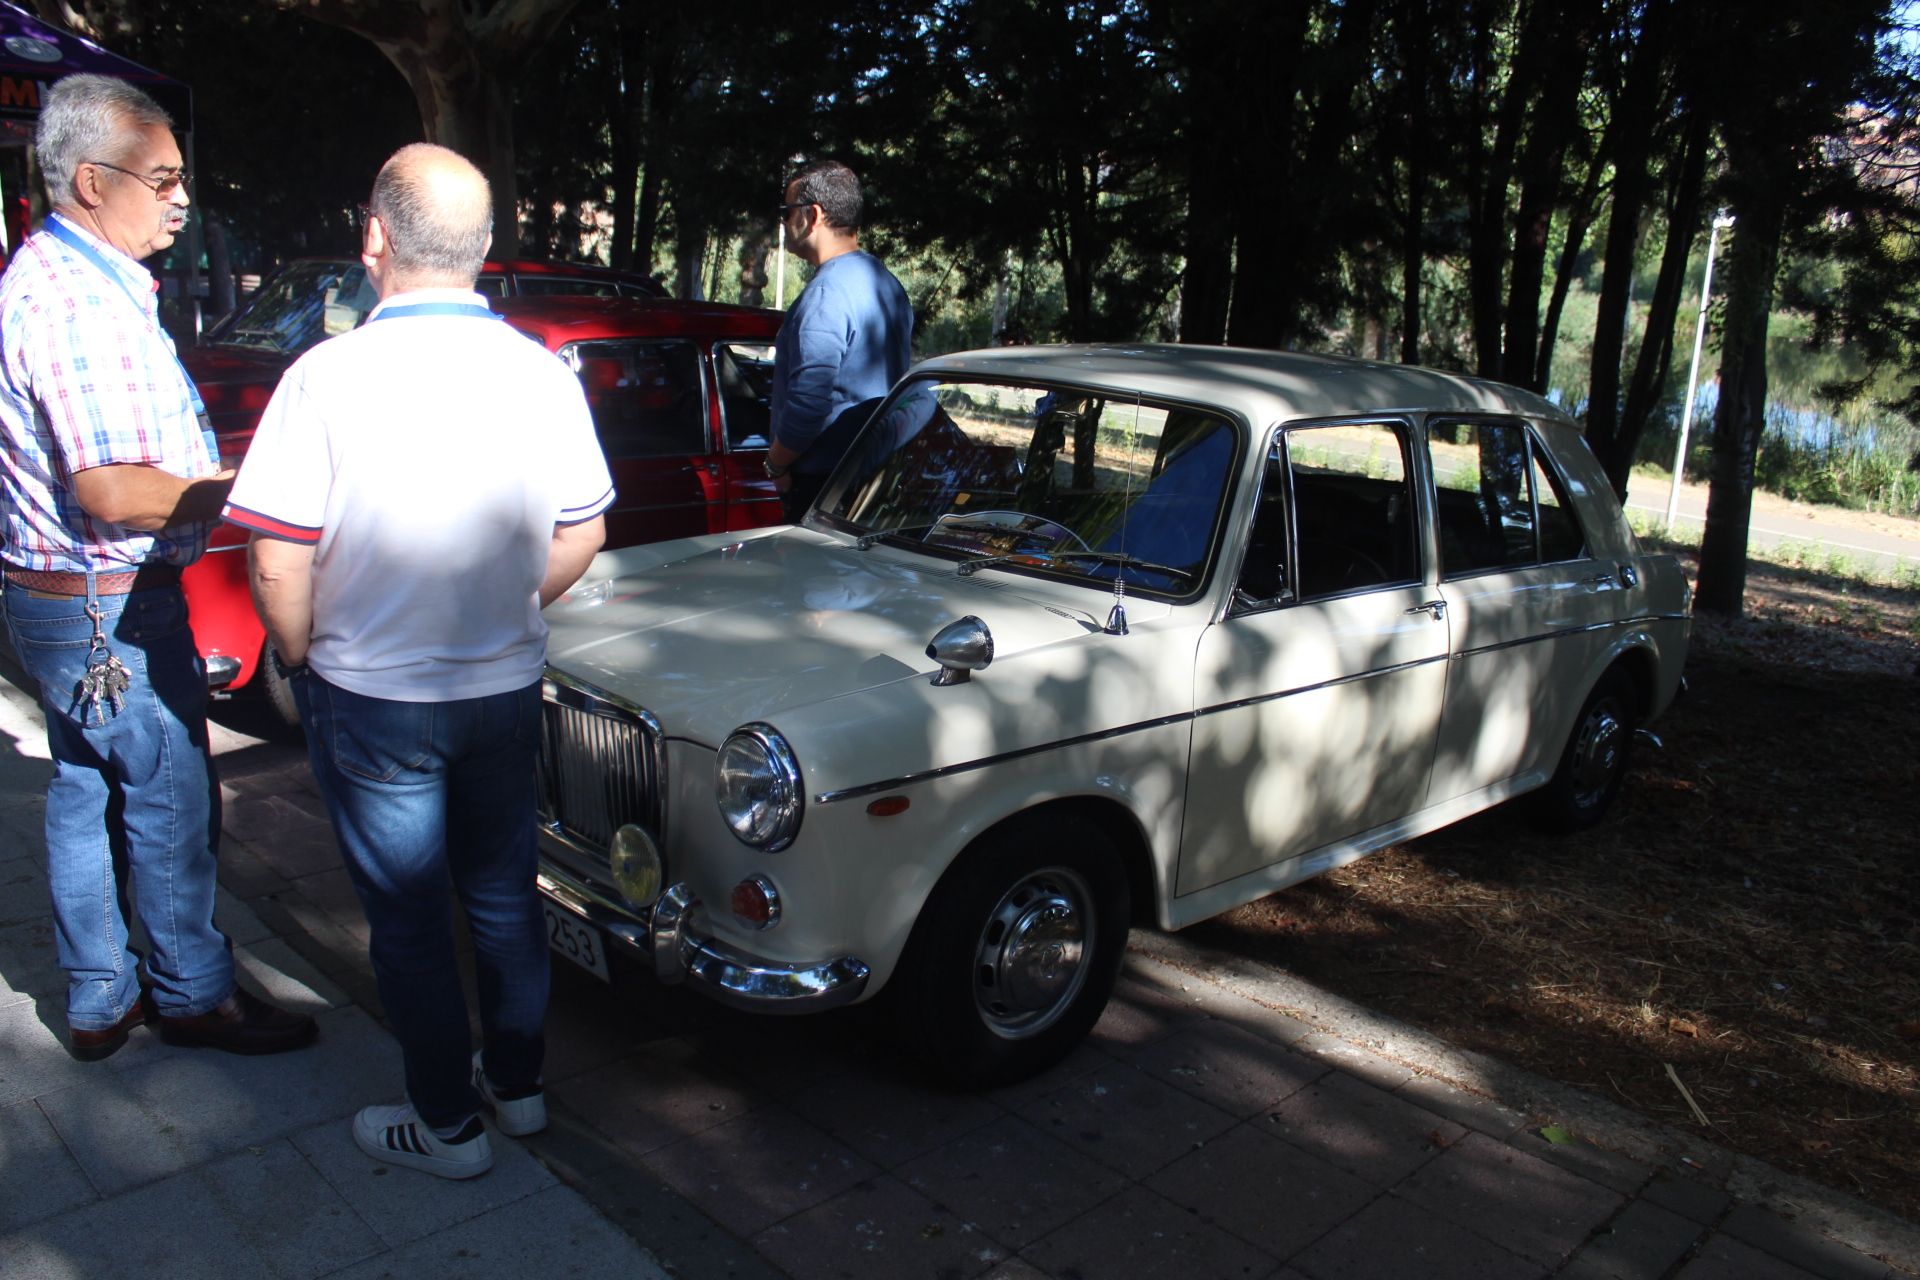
2,580,234,1028
294,671,548,1130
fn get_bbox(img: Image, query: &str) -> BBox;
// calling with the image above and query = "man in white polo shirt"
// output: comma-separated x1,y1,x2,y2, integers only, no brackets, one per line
223,143,611,1180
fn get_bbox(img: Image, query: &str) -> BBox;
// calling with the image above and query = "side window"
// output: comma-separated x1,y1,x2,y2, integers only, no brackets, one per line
716,342,775,448
1235,444,1292,608
565,340,706,459
1285,421,1419,599
1532,449,1586,562
1430,420,1586,575
472,276,508,298
517,276,620,297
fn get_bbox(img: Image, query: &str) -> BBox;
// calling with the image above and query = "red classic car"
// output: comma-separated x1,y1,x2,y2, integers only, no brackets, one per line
183,264,785,721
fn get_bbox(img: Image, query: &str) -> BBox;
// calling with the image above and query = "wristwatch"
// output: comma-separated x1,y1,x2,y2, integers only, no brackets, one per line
763,458,789,480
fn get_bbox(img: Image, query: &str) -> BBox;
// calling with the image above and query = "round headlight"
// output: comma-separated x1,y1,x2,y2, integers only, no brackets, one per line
608,823,663,908
715,723,803,850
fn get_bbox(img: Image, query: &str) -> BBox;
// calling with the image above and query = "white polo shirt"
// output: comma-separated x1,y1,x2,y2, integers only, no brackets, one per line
224,288,612,702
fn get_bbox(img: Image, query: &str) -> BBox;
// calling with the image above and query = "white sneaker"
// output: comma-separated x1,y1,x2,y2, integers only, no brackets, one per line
352,1102,493,1179
472,1049,547,1137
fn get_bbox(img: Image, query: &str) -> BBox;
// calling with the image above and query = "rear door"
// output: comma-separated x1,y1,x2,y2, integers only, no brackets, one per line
1426,418,1614,804
1181,419,1449,897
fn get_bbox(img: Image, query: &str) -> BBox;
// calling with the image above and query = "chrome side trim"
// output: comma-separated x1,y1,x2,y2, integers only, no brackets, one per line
1193,652,1448,718
535,866,868,1014
813,710,1195,805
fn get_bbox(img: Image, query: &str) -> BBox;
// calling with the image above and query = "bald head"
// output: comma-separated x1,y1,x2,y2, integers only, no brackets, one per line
368,143,492,288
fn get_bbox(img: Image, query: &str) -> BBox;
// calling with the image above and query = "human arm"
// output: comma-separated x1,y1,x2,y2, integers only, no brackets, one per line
246,534,316,667
540,515,606,607
72,464,235,531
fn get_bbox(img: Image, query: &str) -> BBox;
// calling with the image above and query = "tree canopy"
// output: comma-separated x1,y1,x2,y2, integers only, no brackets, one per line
44,0,1920,615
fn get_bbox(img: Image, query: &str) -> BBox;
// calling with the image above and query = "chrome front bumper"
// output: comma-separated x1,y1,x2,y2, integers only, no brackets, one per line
535,856,870,1015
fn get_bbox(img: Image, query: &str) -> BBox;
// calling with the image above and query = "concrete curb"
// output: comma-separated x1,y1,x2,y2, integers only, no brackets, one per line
1129,928,1920,1277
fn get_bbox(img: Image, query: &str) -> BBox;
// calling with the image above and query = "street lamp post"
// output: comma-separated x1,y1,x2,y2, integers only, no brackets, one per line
1665,209,1736,532
774,219,787,311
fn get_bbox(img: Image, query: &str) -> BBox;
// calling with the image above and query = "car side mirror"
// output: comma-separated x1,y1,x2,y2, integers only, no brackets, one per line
926,615,994,686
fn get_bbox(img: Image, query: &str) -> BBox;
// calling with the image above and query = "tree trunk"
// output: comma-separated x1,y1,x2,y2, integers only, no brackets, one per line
1224,0,1312,350
1584,0,1672,481
1535,126,1609,390
1614,107,1710,491
1468,0,1546,379
1397,0,1430,365
1694,156,1786,618
274,0,584,251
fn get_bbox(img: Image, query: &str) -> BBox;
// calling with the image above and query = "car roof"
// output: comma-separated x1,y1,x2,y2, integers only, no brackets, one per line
493,294,783,343
913,343,1570,426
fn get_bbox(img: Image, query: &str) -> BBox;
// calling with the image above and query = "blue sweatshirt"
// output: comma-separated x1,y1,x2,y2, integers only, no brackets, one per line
770,250,913,474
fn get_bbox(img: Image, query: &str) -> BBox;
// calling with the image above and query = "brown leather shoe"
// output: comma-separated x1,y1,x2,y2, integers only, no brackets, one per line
153,987,318,1055
69,1000,150,1062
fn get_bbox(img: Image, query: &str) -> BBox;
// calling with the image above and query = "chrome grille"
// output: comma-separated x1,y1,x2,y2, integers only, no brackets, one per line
536,672,665,851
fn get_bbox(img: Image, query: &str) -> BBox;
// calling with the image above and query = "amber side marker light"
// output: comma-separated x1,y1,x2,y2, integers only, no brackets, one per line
729,876,780,929
866,796,911,817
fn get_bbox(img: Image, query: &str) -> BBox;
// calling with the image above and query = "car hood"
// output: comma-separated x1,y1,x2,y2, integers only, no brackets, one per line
544,527,1150,744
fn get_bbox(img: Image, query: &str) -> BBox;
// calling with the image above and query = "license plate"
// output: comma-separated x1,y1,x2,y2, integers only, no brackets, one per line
541,899,610,982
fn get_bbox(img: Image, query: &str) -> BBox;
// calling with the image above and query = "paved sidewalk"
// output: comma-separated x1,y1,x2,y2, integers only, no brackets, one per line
2,664,1915,1280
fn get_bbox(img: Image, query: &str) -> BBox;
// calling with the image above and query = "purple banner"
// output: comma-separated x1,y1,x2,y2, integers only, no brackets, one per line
0,1,191,127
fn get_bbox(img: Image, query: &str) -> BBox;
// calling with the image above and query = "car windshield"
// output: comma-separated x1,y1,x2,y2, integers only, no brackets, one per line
207,261,376,354
818,378,1237,597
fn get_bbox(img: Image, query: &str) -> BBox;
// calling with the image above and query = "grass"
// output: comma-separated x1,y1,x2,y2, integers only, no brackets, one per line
1623,506,1920,593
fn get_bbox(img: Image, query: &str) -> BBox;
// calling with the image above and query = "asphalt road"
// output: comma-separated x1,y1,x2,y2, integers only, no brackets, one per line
1623,475,1920,577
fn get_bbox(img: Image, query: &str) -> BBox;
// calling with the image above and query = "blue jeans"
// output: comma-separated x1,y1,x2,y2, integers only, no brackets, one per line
294,672,548,1130
2,580,234,1028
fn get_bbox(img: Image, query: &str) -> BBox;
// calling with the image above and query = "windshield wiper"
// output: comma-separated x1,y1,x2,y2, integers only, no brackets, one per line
217,327,289,349
956,549,1194,584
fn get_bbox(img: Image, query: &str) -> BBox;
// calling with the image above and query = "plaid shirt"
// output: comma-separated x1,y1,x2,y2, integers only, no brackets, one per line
0,213,216,572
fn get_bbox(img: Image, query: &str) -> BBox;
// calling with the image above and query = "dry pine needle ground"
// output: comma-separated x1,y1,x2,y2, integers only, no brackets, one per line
1191,555,1920,1221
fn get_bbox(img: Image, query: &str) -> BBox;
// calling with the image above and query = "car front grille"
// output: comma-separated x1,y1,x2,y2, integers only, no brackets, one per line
536,671,665,852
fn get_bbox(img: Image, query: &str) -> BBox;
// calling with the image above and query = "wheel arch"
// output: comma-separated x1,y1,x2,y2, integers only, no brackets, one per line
941,794,1159,929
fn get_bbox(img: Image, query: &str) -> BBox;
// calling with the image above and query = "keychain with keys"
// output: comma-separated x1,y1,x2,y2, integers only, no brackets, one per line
79,601,132,724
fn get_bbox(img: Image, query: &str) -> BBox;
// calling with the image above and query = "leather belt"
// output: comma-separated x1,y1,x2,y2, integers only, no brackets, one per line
3,563,184,595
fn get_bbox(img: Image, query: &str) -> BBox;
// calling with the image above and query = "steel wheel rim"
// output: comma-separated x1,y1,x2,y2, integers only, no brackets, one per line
972,866,1094,1040
1569,696,1626,805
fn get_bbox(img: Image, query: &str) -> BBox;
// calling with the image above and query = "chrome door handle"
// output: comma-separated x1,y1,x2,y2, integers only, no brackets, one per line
1405,600,1447,621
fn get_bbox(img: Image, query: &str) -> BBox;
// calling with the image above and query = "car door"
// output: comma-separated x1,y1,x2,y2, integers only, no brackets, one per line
1181,419,1450,898
564,338,717,547
713,340,785,531
1425,417,1614,805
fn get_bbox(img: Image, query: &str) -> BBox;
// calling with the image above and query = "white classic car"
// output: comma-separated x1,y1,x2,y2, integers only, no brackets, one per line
532,344,1692,1084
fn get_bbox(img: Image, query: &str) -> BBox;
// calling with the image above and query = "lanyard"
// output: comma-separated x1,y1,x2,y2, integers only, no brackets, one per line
367,300,504,323
43,216,216,460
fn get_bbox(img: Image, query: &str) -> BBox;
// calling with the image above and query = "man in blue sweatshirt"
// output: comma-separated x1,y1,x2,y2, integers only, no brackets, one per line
764,160,913,521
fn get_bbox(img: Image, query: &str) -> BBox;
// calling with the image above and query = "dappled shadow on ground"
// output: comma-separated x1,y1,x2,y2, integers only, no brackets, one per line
1188,593,1920,1222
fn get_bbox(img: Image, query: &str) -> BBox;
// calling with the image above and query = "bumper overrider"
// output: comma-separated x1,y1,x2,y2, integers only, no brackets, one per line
535,844,870,1012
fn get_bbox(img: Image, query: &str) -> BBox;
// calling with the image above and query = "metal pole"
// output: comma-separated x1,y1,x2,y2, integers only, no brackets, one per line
1665,210,1735,531
774,218,786,310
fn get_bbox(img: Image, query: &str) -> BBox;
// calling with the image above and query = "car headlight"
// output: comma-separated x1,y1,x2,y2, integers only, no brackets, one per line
715,723,803,851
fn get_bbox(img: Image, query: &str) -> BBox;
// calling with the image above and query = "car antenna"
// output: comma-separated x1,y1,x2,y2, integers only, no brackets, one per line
1104,396,1141,636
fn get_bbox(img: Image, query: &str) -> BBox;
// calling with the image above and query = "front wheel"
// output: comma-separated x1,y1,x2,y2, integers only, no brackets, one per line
892,812,1130,1087
1532,666,1637,832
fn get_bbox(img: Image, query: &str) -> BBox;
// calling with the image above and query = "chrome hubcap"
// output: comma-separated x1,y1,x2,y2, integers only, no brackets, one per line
973,867,1094,1039
1569,699,1625,802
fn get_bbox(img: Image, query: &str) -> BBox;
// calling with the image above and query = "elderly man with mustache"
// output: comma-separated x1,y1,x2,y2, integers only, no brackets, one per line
0,74,316,1061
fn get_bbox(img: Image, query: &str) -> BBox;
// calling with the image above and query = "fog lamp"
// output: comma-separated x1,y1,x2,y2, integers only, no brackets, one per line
608,824,663,908
729,875,781,930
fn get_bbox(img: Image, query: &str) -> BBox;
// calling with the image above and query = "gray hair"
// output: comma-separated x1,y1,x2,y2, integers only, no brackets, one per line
369,143,492,282
35,73,173,202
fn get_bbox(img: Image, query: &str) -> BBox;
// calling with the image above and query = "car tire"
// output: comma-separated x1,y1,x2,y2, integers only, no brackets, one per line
260,643,301,729
1532,665,1637,832
891,811,1130,1087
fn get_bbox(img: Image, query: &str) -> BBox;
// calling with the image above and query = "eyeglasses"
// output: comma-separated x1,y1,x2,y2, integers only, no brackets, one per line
777,201,811,216
87,160,188,197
